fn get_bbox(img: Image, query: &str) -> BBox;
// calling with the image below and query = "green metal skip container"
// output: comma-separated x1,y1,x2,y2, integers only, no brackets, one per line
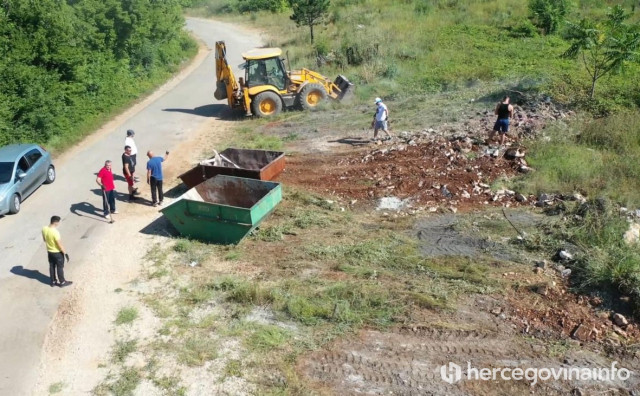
160,175,282,244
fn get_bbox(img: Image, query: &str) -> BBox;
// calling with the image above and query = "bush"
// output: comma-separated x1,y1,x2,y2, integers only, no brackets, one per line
236,0,288,13
528,0,570,34
414,0,433,15
506,18,539,38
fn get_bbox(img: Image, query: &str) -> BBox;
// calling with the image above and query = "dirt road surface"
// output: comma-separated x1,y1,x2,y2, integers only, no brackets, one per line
0,18,261,395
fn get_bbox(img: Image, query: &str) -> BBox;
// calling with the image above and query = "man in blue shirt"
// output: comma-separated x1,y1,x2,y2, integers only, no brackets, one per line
146,150,169,207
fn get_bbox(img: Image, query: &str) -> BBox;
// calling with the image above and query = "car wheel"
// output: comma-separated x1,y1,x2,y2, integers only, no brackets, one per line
44,165,56,184
9,194,20,214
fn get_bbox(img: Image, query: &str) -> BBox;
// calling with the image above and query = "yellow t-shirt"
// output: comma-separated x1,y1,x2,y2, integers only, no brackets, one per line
42,226,61,253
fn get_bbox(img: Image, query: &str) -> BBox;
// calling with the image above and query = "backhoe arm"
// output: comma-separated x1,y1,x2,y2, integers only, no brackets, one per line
214,41,240,106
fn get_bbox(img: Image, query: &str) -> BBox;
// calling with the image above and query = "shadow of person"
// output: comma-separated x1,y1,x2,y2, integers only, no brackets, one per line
70,201,102,217
10,266,50,285
90,188,129,202
328,136,371,146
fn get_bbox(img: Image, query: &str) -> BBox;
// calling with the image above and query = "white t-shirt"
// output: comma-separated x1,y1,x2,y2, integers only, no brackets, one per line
125,136,138,155
375,103,388,122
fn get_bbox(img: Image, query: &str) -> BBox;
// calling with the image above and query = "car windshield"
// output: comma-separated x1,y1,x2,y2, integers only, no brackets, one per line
0,162,13,184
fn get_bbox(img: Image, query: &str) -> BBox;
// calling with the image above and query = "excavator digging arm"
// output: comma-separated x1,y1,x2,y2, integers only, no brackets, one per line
214,41,241,108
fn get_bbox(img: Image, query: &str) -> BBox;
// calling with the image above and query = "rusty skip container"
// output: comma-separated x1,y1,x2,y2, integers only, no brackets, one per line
178,148,285,189
161,175,282,244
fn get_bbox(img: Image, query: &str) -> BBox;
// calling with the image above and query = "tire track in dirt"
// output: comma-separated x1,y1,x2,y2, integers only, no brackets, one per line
300,326,638,395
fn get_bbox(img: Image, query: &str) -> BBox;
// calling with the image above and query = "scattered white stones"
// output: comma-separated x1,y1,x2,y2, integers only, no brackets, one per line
613,313,629,327
558,250,573,261
623,222,640,245
376,196,411,211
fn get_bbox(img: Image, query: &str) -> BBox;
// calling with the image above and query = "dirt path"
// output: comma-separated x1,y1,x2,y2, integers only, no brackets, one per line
32,102,233,396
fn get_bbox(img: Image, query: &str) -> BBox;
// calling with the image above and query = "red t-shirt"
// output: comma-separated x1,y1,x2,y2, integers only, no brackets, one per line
97,167,115,191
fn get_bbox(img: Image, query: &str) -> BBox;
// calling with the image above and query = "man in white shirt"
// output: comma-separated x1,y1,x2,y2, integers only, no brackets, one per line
125,129,139,181
371,97,392,141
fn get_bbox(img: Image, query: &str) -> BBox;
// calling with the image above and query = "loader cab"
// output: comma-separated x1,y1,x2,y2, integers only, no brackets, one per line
242,48,287,91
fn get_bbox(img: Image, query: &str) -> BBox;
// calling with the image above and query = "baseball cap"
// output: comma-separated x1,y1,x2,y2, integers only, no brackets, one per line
126,129,135,136
375,97,382,103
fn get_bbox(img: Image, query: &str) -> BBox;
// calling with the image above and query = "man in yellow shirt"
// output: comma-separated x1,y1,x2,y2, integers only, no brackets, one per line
42,216,72,287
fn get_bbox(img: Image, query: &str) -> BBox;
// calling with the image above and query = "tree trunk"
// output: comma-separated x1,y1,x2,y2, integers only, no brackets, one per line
590,75,597,99
310,23,314,44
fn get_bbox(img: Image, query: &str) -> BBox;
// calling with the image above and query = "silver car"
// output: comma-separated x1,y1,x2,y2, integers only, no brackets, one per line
0,144,55,215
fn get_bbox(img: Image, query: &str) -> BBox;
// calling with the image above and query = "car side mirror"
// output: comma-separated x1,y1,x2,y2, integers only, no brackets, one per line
17,172,27,180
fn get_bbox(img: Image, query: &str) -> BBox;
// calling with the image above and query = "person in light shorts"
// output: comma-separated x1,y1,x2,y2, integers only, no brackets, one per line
371,97,392,141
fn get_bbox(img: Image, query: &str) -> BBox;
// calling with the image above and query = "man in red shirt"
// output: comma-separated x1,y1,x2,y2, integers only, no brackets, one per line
96,160,118,218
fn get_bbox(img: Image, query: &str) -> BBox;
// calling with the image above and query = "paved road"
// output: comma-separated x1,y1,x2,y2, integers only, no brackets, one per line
0,18,259,395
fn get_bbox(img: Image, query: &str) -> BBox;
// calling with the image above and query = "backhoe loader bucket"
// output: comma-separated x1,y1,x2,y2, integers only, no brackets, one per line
334,75,355,101
214,81,228,100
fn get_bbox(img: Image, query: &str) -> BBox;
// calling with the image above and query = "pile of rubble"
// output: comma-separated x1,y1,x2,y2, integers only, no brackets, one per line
326,132,535,211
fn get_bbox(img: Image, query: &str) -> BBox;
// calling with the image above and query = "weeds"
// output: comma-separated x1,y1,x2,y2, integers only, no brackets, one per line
247,324,291,351
94,368,141,396
516,111,640,206
48,382,64,394
526,198,640,316
178,335,219,366
223,359,243,378
115,307,138,325
151,376,185,395
111,339,138,364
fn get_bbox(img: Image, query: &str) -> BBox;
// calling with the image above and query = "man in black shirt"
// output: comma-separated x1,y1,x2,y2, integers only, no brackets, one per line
488,96,514,146
122,146,138,202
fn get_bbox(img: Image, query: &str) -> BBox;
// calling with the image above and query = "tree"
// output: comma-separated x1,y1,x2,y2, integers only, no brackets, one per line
288,0,329,44
564,5,640,99
528,0,570,35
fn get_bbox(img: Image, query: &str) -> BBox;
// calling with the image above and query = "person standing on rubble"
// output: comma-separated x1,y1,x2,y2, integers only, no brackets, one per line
371,97,392,141
488,96,513,147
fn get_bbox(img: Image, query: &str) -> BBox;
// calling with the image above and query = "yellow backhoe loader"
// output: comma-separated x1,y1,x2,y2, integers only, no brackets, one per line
214,41,354,118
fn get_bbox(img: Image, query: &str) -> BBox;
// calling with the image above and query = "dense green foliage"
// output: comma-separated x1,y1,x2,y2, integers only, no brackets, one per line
564,5,640,98
528,0,571,34
0,0,196,150
237,0,288,13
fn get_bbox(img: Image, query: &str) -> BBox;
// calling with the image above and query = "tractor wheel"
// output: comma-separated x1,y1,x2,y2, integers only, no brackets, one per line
251,91,283,118
297,83,328,111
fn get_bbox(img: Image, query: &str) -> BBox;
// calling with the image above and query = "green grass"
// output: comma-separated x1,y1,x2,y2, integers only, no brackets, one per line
514,110,640,207
247,324,291,351
100,368,141,396
48,382,65,394
524,198,640,316
222,359,243,378
226,125,285,150
115,307,139,326
178,335,219,366
111,339,138,364
151,376,186,395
